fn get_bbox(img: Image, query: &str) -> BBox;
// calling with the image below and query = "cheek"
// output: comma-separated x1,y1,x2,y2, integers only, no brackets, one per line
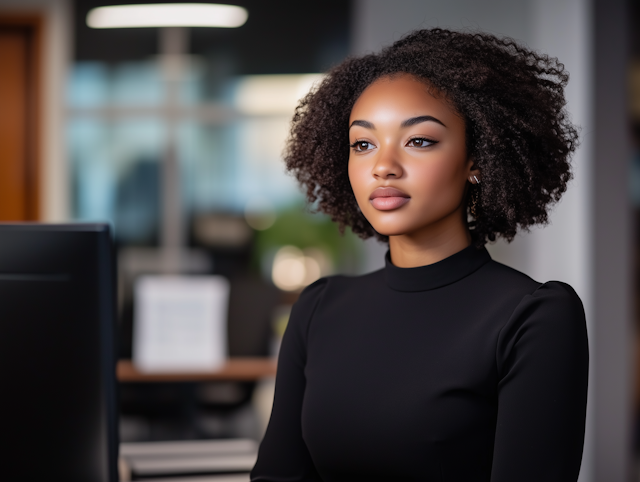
348,157,367,200
409,157,466,204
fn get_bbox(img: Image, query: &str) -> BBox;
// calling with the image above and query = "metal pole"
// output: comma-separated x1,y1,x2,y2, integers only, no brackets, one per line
159,27,188,273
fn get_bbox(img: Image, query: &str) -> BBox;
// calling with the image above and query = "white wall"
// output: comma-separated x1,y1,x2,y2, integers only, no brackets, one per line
352,0,531,55
352,1,631,481
0,0,72,221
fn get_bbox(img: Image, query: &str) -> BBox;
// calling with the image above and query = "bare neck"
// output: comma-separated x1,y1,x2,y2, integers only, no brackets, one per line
388,212,471,268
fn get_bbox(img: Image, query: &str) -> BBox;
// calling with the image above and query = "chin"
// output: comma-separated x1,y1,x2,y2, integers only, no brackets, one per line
369,222,414,238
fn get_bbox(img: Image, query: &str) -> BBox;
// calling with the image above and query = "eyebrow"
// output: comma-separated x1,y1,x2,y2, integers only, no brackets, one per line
401,115,446,128
349,115,446,130
349,119,375,129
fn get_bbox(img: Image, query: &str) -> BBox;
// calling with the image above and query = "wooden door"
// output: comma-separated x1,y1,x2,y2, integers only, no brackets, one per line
0,15,41,221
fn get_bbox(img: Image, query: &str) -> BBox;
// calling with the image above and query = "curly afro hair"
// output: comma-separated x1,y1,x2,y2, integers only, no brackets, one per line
284,28,579,245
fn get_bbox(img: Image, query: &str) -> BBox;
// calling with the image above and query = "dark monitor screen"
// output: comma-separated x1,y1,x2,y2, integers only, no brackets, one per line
0,224,118,481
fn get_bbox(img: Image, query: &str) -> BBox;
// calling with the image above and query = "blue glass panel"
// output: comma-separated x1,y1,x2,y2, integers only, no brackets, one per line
179,118,302,215
68,60,311,246
111,62,165,106
68,61,165,107
68,118,166,245
67,62,110,107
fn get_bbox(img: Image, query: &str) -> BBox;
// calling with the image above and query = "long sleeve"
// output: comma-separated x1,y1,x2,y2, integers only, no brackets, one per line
491,281,589,481
251,278,328,482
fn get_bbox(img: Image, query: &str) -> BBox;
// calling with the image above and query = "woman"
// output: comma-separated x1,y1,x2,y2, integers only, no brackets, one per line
251,29,588,482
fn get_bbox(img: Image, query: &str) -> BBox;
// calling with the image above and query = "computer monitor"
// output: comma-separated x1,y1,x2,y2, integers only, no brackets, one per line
0,223,118,482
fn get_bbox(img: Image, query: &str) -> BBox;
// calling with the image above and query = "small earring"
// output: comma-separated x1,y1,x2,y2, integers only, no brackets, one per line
471,175,480,184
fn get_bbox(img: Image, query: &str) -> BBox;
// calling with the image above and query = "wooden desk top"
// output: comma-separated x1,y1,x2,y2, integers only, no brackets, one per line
117,358,277,383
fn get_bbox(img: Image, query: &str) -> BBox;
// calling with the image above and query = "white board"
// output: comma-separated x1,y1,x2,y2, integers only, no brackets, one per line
133,275,230,372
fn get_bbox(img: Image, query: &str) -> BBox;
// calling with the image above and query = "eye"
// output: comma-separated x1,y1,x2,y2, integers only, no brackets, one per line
350,140,376,152
407,137,437,148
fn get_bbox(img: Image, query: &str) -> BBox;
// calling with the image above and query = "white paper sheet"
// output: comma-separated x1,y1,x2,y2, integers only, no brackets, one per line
133,275,230,372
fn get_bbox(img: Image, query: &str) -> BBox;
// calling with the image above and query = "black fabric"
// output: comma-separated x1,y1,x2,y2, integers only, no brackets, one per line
251,244,589,482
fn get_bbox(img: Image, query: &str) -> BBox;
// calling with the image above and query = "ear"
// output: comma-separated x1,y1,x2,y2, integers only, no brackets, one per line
467,159,482,185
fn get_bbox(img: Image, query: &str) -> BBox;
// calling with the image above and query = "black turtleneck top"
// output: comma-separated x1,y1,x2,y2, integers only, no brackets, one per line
251,245,588,482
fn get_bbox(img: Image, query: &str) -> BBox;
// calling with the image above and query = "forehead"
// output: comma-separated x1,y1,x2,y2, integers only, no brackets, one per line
349,74,456,123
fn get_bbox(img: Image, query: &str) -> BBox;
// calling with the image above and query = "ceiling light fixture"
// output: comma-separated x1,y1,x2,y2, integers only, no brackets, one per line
87,3,248,29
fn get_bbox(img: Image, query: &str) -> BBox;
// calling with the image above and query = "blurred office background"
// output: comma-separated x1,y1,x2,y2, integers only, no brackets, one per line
0,0,634,480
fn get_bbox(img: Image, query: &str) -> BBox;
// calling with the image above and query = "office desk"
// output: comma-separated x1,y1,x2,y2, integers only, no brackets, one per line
117,358,277,383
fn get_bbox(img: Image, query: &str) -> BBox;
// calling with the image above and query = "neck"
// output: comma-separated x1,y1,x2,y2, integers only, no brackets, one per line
388,209,471,268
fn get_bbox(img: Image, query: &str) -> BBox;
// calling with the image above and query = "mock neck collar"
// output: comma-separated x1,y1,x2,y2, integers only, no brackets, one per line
384,244,491,292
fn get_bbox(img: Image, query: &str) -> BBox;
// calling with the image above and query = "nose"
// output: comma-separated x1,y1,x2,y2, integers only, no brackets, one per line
372,146,403,179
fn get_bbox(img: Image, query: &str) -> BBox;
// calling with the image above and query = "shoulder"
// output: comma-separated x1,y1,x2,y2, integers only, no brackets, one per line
288,274,344,326
291,269,384,320
530,281,584,311
298,268,383,301
478,259,541,295
464,260,542,320
477,259,585,321
296,276,330,305
288,277,330,329
497,280,588,369
284,272,375,350
526,281,587,341
509,280,586,330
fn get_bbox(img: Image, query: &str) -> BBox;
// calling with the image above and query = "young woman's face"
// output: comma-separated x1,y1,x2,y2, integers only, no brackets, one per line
348,74,476,240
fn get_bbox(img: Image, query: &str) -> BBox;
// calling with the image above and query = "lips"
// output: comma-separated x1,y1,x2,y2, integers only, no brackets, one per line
369,187,410,211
